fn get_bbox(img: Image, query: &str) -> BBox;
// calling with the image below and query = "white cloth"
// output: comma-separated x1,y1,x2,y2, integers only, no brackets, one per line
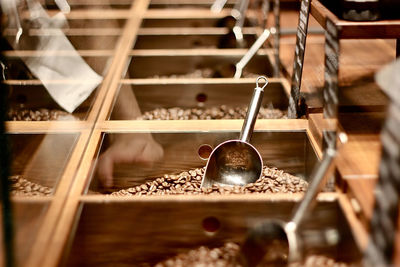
5,0,103,113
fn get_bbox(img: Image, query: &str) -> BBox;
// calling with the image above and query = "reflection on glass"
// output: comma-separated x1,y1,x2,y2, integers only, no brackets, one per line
8,133,79,196
110,83,289,121
90,132,317,195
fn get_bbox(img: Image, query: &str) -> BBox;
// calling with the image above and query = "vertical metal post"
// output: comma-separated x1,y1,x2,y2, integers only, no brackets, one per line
322,18,340,150
288,0,310,118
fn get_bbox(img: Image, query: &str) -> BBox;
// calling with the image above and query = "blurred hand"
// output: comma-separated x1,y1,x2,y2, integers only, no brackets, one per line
96,134,164,188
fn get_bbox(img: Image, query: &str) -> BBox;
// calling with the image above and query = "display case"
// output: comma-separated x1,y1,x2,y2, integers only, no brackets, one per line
2,0,390,265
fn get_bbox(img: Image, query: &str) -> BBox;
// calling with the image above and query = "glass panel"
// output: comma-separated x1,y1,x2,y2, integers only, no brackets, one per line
125,54,273,78
5,83,101,121
87,131,317,194
62,200,361,266
8,133,79,196
134,33,257,49
109,82,288,120
0,201,50,267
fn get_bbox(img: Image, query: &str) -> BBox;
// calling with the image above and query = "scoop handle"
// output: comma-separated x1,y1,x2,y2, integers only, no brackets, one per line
240,77,268,143
290,147,336,226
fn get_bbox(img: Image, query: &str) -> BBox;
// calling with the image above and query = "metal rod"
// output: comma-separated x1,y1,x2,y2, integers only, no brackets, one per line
234,29,270,78
240,76,268,143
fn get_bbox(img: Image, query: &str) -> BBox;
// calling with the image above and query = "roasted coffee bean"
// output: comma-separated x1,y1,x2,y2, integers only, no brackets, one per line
137,105,286,120
9,175,52,196
152,242,357,267
7,107,78,121
110,166,309,197
148,68,259,79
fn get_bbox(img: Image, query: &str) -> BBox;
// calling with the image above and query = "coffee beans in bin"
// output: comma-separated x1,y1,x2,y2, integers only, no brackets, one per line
149,242,358,267
110,166,308,196
9,175,52,196
7,107,77,121
137,105,286,120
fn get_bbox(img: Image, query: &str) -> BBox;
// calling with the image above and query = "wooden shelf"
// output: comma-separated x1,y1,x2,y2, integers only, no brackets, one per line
310,0,400,39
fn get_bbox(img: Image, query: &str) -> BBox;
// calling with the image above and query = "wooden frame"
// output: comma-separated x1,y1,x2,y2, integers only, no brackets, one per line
2,0,377,265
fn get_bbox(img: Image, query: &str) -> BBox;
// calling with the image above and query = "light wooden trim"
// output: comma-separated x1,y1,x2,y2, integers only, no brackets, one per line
4,28,123,36
41,129,102,267
310,0,338,28
128,48,273,56
337,190,369,252
137,27,259,35
26,130,92,267
97,119,309,132
80,192,339,202
5,121,91,133
3,50,115,57
120,77,287,85
3,79,107,85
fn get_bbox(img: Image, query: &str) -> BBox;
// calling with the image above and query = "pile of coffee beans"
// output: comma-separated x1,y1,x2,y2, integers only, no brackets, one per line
136,105,286,120
9,175,52,196
110,166,308,196
153,242,242,267
147,68,259,79
148,68,214,79
151,242,356,267
7,107,77,121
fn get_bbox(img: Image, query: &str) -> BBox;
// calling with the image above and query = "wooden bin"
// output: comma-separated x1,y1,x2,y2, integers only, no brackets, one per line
134,28,259,49
62,196,362,266
86,127,318,193
109,79,290,119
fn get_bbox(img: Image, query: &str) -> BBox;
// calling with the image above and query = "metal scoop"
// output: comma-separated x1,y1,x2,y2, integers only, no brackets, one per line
238,135,346,266
201,76,268,188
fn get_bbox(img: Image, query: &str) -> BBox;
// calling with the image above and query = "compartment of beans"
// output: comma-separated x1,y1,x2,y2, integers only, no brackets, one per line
63,200,361,266
134,30,258,49
6,83,99,121
0,201,50,267
3,53,109,121
8,133,80,196
126,53,273,78
87,131,318,195
110,81,288,120
140,14,256,28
